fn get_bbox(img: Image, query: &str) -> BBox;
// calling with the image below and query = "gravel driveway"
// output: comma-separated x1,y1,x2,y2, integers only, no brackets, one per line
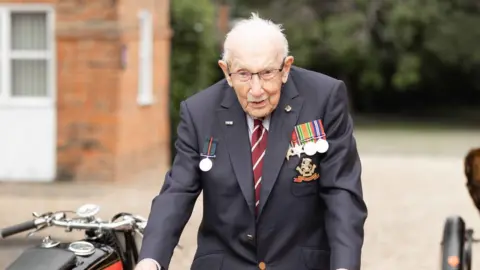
0,128,479,269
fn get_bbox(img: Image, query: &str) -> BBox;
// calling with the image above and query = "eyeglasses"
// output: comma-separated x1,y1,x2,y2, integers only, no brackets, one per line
228,58,285,82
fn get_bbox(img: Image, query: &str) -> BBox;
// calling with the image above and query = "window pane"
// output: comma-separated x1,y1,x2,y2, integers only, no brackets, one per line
11,59,48,97
11,12,47,50
138,10,153,102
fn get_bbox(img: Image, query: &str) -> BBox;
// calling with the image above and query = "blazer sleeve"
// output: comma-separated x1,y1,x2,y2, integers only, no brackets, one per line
318,80,368,270
138,100,202,269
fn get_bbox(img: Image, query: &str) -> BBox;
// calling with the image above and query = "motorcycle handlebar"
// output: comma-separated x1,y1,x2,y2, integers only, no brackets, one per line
50,217,137,230
0,213,146,239
0,220,39,239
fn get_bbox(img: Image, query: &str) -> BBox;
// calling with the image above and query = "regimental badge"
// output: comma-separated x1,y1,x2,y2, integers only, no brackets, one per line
293,157,320,183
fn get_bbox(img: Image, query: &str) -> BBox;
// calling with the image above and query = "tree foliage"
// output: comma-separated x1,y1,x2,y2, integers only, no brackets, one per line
233,0,480,112
167,0,480,162
169,0,220,161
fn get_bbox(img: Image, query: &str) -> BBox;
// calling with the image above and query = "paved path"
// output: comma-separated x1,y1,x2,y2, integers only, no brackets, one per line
0,128,479,269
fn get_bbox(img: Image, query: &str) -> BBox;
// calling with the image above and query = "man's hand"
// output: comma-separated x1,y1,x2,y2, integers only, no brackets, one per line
134,259,161,270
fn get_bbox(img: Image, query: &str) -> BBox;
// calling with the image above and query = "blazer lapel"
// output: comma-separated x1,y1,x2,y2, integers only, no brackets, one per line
258,79,304,219
217,83,255,216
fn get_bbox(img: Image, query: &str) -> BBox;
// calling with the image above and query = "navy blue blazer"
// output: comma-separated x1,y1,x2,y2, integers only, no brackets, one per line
139,66,368,270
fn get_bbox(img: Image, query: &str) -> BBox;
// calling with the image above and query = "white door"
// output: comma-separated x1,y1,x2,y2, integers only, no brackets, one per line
0,5,56,182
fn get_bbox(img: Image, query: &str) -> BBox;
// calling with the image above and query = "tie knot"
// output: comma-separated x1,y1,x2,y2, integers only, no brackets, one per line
254,119,263,128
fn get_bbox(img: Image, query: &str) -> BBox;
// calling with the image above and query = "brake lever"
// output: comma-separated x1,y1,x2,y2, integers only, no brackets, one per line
26,224,48,238
24,211,54,238
33,211,53,218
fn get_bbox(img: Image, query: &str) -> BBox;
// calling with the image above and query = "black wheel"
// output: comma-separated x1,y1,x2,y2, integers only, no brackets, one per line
440,216,465,270
464,229,473,270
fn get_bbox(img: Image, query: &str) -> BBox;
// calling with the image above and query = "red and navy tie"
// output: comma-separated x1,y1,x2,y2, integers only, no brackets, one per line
251,119,268,216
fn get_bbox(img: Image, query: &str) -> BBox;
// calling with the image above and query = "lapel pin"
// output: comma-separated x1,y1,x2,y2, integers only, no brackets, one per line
225,121,233,125
285,105,292,112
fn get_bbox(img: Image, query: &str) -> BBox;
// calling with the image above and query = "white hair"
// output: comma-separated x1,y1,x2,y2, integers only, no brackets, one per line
221,12,289,63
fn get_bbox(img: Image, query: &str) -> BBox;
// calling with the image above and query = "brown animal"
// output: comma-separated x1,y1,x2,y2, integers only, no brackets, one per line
465,148,480,210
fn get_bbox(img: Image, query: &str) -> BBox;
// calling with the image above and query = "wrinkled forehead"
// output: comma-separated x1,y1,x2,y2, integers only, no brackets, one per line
227,40,283,72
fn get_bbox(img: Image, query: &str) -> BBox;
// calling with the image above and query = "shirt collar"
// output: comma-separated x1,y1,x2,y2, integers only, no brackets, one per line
246,114,270,132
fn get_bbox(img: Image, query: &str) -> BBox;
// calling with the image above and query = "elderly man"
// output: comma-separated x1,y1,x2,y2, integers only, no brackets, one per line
136,13,367,270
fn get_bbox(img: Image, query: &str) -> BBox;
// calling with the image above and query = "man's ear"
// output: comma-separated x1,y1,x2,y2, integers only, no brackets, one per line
281,56,294,83
218,60,233,86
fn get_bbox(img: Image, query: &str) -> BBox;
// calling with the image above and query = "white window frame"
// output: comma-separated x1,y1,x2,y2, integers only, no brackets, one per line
137,9,154,106
0,4,55,107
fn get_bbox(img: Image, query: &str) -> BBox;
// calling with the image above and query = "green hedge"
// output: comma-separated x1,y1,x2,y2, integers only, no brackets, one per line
169,0,222,164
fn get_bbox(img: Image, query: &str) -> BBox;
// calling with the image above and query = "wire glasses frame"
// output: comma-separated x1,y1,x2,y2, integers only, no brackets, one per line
228,57,286,82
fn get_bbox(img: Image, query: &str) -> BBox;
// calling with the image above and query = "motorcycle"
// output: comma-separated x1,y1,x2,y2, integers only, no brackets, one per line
0,203,147,270
440,148,480,270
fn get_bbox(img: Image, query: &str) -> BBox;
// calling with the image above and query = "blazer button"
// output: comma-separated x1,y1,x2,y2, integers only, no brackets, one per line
258,261,266,269
246,234,254,241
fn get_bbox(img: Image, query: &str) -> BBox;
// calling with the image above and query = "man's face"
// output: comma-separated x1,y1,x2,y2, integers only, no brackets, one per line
219,44,294,119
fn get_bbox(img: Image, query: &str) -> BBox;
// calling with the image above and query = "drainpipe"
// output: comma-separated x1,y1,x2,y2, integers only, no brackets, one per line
217,0,231,39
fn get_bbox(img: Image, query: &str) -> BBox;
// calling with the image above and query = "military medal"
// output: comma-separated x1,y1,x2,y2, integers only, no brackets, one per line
199,137,218,172
292,143,303,157
312,119,328,154
316,139,329,153
287,131,304,160
294,121,317,156
286,146,296,160
199,158,213,171
303,141,317,156
292,119,329,156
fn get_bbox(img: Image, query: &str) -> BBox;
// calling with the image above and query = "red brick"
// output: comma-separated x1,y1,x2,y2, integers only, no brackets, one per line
8,0,171,182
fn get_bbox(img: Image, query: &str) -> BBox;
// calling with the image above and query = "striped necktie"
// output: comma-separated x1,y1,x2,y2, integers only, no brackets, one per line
251,119,268,216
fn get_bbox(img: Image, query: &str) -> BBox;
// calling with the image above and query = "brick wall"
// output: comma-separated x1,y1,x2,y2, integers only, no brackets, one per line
16,0,172,182
114,0,172,182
